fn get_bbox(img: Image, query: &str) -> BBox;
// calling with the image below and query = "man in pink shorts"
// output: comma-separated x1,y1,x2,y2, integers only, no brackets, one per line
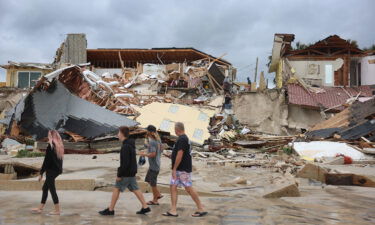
162,122,207,218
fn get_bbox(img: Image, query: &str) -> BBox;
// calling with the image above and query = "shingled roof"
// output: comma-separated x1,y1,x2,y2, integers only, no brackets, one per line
287,83,374,112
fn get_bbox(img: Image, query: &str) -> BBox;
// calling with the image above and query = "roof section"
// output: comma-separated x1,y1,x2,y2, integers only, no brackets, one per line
87,47,231,68
285,35,363,58
287,83,374,112
18,81,138,139
0,61,52,70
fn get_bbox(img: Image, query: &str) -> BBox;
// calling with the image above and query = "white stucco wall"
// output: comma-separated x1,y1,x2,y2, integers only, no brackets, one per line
360,55,375,85
289,58,344,86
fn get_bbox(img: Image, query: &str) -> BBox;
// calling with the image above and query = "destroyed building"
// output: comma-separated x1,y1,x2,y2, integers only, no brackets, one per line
268,34,373,88
0,62,53,88
233,34,375,135
0,33,237,152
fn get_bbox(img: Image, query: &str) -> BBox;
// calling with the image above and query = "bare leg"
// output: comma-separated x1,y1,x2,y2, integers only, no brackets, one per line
54,204,60,213
132,190,148,208
109,188,120,211
169,185,178,214
151,186,161,203
185,186,204,212
49,204,61,215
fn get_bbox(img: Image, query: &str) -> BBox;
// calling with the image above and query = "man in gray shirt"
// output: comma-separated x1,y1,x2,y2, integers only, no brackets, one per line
139,125,163,205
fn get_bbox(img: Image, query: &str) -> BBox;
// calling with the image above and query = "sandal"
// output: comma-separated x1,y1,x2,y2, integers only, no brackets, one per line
192,211,208,217
162,211,178,217
157,195,164,200
147,201,159,205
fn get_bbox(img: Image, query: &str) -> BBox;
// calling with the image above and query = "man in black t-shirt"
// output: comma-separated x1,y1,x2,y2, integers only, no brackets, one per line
162,122,207,218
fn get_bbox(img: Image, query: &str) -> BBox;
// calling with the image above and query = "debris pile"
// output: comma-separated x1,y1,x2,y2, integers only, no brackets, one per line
0,57,236,153
305,97,375,155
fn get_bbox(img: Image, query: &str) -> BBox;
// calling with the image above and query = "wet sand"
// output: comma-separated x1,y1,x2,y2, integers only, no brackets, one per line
1,153,375,224
1,186,375,225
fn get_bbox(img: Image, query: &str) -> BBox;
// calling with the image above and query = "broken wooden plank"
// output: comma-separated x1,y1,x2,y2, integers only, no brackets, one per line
233,140,267,148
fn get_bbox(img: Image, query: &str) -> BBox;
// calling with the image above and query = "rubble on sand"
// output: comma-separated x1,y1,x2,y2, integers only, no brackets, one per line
307,97,375,142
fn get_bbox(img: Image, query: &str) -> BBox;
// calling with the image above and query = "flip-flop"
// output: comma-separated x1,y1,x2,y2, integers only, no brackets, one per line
192,211,208,217
162,211,178,217
147,201,159,205
157,195,164,200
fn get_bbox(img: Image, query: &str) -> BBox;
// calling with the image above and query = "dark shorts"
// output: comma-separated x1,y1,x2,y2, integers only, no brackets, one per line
145,169,159,187
115,177,139,192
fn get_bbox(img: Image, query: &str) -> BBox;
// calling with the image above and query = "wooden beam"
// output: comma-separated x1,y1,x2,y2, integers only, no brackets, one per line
331,49,348,56
309,49,327,55
207,73,218,95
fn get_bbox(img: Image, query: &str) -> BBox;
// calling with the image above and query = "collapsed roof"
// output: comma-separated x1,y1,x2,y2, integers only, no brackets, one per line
285,35,363,58
307,97,375,141
87,48,231,68
0,61,52,70
1,66,138,140
287,83,374,112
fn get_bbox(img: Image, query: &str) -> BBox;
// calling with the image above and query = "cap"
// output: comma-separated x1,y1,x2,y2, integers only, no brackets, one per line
146,125,157,132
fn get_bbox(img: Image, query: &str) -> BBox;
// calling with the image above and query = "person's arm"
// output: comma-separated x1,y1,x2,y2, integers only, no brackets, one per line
172,150,183,179
173,150,183,171
163,152,171,158
144,151,156,158
40,145,50,175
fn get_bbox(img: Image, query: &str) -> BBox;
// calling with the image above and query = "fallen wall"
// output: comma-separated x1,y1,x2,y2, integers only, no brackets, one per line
233,90,288,135
287,105,329,131
233,90,331,135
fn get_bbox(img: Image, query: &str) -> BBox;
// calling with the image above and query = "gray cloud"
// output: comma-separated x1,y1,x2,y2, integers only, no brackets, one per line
0,0,374,83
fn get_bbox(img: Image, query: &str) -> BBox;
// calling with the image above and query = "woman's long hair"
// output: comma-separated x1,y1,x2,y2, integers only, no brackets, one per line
48,130,64,159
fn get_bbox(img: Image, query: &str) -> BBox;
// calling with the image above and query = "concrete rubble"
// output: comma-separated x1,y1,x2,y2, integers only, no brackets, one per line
263,183,300,198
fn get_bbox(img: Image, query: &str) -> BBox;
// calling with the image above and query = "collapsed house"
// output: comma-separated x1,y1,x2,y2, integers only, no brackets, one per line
0,33,238,153
232,34,375,135
268,34,372,88
1,66,138,140
0,61,53,88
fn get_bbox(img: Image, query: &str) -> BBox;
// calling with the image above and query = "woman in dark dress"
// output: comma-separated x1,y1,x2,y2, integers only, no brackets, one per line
31,130,64,215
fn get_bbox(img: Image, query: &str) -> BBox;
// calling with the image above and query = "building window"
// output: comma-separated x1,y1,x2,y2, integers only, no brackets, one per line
325,65,333,84
193,128,204,140
168,105,179,114
160,119,171,131
198,112,208,121
17,71,42,88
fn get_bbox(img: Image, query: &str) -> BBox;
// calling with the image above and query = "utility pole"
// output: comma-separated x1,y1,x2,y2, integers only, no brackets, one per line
254,57,258,83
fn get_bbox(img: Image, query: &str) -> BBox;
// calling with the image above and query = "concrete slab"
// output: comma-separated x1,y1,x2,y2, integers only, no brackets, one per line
0,179,96,191
263,183,300,198
296,163,328,183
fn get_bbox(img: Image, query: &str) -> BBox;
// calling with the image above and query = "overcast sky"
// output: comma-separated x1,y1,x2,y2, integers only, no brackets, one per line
0,0,374,83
